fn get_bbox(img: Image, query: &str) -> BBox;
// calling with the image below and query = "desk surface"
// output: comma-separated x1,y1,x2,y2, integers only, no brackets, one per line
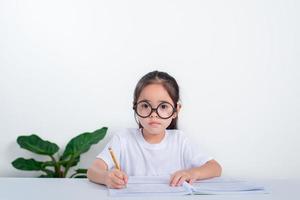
0,178,299,200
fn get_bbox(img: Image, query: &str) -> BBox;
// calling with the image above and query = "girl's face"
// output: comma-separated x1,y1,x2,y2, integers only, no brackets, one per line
136,83,178,135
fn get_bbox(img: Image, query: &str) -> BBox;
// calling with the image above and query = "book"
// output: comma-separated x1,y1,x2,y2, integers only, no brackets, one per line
108,176,267,196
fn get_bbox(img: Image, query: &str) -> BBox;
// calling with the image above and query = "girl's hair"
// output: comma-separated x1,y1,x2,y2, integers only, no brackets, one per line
133,70,180,129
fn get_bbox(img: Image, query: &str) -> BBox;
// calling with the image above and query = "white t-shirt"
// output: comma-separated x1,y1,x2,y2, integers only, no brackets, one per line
97,128,213,176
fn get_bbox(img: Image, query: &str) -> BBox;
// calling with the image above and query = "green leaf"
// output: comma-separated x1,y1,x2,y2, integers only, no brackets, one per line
17,134,59,156
73,175,87,178
61,127,107,160
41,161,56,168
61,156,80,168
39,173,54,178
75,168,87,174
12,158,44,171
69,168,87,178
40,169,56,177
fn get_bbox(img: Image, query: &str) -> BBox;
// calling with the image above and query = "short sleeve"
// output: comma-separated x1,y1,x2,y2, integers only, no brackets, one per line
182,138,213,168
96,134,121,170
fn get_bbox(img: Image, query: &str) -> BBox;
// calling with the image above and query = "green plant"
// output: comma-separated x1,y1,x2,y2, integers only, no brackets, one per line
12,127,107,178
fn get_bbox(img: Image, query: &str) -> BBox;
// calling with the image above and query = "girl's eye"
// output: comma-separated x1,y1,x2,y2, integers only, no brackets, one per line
160,104,169,109
141,103,149,109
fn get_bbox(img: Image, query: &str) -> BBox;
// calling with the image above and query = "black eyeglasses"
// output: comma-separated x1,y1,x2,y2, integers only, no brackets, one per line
133,101,176,119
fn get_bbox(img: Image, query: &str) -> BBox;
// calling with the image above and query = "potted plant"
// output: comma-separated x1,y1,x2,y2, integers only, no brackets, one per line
12,127,107,178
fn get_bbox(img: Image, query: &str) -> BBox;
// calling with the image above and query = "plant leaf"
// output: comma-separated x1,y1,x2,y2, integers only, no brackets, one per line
41,161,56,168
73,175,87,178
75,168,87,174
40,169,56,177
69,168,87,178
40,173,55,178
17,134,59,156
61,127,107,160
61,156,80,168
12,158,44,171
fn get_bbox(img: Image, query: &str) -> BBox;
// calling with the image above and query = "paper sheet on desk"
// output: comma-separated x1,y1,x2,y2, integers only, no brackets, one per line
191,179,266,195
109,176,188,196
108,176,267,196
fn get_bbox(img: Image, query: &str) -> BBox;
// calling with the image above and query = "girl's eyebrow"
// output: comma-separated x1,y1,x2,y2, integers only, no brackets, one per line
138,99,172,104
137,99,150,103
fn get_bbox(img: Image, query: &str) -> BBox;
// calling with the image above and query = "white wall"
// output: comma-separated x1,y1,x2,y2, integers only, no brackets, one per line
0,0,299,179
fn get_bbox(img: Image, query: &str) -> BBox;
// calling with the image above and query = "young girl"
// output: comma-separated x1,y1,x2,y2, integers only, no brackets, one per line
87,71,222,189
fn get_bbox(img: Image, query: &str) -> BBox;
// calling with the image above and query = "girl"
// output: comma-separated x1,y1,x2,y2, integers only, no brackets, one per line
87,71,222,189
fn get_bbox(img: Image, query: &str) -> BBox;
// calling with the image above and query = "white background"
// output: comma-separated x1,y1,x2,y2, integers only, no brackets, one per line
0,0,299,179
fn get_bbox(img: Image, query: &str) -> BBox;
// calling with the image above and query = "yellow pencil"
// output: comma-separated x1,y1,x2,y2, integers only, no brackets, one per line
108,147,120,170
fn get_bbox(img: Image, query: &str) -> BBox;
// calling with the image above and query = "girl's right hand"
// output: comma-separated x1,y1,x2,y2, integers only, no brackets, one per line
104,169,128,189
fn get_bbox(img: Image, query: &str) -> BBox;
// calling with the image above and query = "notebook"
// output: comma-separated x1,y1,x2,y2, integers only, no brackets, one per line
108,176,267,196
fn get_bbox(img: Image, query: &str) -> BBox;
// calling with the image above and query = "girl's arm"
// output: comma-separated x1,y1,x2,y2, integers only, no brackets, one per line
170,159,222,186
87,158,128,189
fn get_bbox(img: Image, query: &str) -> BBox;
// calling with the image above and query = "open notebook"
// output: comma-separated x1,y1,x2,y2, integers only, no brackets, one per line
109,176,267,196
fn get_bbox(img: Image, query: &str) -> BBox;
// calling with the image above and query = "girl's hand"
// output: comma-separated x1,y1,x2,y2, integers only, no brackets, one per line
104,169,128,189
169,169,196,187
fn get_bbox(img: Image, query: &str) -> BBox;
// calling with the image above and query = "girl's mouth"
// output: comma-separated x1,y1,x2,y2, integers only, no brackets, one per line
148,121,161,126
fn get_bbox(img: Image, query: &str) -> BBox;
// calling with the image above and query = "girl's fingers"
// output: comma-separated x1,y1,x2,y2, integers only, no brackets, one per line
114,170,128,185
106,170,127,189
112,175,125,185
113,170,124,179
120,171,128,183
114,170,128,181
170,173,181,186
189,178,195,185
107,179,123,189
169,174,175,185
123,174,129,184
177,175,188,186
109,182,125,189
170,170,194,186
105,169,128,189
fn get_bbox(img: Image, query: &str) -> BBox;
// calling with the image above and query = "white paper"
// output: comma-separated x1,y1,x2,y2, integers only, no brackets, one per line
192,180,266,194
108,176,266,196
109,176,188,196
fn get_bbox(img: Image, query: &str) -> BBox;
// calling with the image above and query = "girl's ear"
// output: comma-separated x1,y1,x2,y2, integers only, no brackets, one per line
173,103,182,118
177,102,182,112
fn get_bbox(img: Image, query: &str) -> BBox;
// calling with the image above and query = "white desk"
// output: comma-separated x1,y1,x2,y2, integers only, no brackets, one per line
0,178,299,200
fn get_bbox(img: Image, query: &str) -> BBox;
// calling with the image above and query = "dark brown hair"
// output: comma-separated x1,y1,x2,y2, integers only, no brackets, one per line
133,71,180,129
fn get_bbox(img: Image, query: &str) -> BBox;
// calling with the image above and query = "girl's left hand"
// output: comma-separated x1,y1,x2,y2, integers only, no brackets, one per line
169,169,196,187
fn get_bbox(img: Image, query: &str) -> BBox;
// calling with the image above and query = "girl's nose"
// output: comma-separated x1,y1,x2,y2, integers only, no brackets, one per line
149,110,158,118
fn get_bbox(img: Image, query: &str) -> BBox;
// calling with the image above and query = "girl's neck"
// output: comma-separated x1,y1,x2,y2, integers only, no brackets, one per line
141,128,166,144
